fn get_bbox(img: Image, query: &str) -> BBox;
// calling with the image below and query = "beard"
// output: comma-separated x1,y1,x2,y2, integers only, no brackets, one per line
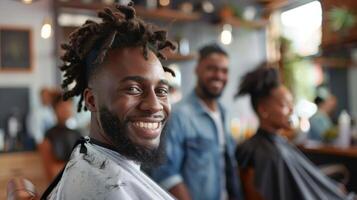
198,79,224,99
98,107,166,168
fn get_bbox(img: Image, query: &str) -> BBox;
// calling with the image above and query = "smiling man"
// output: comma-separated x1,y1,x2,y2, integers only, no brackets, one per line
150,44,243,200
41,3,176,200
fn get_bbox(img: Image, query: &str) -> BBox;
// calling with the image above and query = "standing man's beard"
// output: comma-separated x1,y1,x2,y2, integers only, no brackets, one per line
199,80,224,99
99,107,166,168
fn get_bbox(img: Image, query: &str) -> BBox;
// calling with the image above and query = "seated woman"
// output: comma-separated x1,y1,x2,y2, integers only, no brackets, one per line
235,65,353,200
38,93,82,180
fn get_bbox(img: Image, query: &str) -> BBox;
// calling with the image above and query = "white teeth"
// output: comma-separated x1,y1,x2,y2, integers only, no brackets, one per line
133,121,160,130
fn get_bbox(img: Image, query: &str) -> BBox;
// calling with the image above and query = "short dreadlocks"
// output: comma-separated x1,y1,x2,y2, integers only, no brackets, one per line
60,2,176,112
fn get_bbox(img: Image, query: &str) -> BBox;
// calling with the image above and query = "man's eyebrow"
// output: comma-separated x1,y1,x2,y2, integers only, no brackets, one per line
120,76,170,86
159,79,170,86
120,76,145,83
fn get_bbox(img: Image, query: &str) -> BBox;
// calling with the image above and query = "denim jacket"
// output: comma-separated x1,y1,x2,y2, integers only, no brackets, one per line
150,91,243,200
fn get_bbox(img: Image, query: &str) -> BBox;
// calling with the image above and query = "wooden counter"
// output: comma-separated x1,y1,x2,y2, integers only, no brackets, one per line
300,145,357,158
299,145,357,193
0,151,48,199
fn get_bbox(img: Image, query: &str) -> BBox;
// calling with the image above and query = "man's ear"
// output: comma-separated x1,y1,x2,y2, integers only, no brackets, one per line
84,88,97,112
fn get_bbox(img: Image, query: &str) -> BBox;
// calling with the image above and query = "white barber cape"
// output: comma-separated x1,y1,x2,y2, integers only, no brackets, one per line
47,139,175,200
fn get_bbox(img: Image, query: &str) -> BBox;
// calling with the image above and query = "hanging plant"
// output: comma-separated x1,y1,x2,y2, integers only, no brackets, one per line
328,7,356,34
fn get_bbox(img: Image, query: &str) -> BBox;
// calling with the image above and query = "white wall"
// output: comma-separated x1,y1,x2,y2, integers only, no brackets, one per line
0,0,57,112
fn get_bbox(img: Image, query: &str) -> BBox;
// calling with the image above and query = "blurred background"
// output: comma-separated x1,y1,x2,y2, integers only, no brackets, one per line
0,0,356,198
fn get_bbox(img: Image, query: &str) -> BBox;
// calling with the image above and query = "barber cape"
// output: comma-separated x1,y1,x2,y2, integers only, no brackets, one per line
45,137,175,200
236,128,354,200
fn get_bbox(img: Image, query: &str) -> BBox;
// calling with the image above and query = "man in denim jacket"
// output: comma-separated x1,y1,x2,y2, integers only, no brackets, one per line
150,44,243,200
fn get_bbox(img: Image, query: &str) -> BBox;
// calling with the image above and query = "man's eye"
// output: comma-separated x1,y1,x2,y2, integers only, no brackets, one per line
156,88,169,97
127,87,142,94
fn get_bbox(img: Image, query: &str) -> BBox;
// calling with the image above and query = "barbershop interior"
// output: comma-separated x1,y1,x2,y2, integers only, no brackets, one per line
0,0,357,199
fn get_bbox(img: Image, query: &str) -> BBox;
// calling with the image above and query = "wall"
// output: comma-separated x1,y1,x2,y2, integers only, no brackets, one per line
0,0,57,130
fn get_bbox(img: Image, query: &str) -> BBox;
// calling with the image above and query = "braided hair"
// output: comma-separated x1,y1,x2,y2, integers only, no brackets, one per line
60,2,176,112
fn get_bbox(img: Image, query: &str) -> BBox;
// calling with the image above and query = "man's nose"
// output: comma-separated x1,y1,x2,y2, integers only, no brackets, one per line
139,90,163,114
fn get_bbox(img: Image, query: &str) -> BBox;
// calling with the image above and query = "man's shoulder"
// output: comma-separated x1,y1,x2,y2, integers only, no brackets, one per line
53,147,124,198
54,146,173,200
63,149,117,178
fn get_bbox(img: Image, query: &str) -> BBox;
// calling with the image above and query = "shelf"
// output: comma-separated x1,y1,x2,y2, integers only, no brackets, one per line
314,57,354,68
56,1,201,22
221,16,268,29
60,26,195,62
160,48,197,62
55,0,262,63
56,1,265,28
135,7,201,22
320,0,357,50
164,52,197,62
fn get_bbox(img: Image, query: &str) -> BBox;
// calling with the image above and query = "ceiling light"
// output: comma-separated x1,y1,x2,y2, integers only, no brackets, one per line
202,1,214,13
41,18,52,39
22,0,33,4
159,0,170,7
220,24,233,45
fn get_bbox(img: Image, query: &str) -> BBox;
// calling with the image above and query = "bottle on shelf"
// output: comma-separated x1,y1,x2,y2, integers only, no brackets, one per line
335,110,351,148
175,35,190,56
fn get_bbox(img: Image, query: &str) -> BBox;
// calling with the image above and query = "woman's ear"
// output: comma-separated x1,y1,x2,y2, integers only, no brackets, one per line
84,88,97,112
257,102,268,119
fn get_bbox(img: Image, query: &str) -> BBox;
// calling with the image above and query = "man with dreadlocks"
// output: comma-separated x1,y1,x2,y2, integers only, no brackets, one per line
41,3,176,200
